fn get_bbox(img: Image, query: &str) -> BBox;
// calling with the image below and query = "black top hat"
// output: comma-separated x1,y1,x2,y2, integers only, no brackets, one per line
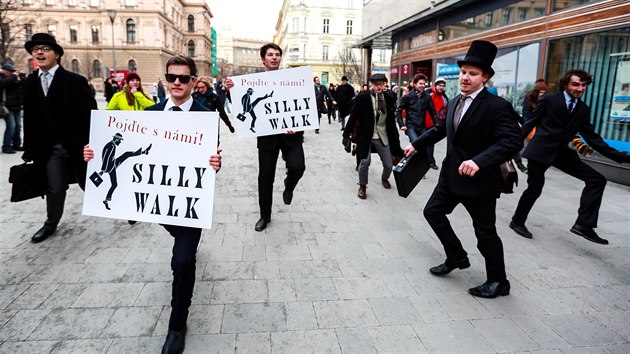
25,33,64,56
457,40,497,77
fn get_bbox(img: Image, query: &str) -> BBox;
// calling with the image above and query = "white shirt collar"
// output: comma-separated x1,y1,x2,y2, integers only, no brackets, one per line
466,86,485,100
164,96,194,111
562,90,575,104
39,64,59,77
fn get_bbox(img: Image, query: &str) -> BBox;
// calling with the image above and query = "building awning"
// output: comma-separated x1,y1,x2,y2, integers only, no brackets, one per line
354,0,474,49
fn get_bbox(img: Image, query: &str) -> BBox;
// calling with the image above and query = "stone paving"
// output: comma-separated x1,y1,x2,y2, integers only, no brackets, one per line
0,99,629,353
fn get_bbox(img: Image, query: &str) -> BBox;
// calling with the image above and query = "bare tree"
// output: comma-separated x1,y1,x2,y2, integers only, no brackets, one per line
333,46,362,84
0,0,28,64
215,58,232,79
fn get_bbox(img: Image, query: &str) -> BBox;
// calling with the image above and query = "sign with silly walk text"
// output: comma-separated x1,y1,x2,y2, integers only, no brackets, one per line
231,66,319,137
82,110,219,229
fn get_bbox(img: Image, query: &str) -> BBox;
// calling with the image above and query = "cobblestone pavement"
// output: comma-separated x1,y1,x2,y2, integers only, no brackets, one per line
1,99,629,353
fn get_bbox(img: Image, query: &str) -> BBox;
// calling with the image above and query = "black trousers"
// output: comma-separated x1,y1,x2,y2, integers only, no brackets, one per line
424,184,506,282
161,224,202,332
512,157,606,228
44,144,86,230
258,143,305,219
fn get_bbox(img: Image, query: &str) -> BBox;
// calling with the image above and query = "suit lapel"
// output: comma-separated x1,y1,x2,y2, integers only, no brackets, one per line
454,90,485,135
446,94,460,136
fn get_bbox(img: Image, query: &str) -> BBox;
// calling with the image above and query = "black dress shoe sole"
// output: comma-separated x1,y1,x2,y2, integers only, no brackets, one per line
509,222,533,239
469,287,510,298
429,259,470,275
570,227,608,245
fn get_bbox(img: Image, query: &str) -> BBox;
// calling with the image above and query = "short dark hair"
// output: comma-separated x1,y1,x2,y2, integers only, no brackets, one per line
313,76,318,82
166,55,197,77
412,73,428,84
559,69,592,90
260,43,282,58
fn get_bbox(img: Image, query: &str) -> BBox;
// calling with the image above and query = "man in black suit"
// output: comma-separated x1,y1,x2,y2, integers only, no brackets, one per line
225,43,306,232
403,40,522,298
21,33,97,243
335,75,355,131
510,69,630,245
85,55,222,354
314,76,334,133
342,73,403,199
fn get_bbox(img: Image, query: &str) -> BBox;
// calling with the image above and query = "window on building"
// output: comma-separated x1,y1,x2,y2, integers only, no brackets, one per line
22,0,33,5
322,45,329,60
125,0,135,6
485,11,493,27
90,0,99,6
534,8,545,17
92,59,101,78
45,0,54,5
347,0,353,7
502,9,511,25
91,25,99,44
71,59,79,73
323,19,329,34
69,25,78,43
187,15,194,33
188,40,195,57
126,19,136,43
128,59,137,72
24,24,32,39
346,20,353,35
68,0,77,6
322,72,329,85
379,50,386,62
291,17,299,32
47,24,56,36
518,8,527,21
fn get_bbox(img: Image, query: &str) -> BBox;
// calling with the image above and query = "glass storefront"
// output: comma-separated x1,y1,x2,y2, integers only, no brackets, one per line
547,27,630,153
436,42,540,110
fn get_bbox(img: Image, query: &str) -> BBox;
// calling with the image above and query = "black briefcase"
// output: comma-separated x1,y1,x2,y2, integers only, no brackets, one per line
393,151,430,198
8,163,46,202
89,171,104,187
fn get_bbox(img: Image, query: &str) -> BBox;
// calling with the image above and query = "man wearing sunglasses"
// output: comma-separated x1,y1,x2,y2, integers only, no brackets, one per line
84,54,222,354
225,43,306,232
21,33,97,243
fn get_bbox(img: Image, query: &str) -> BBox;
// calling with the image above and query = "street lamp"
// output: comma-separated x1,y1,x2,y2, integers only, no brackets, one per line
107,9,117,78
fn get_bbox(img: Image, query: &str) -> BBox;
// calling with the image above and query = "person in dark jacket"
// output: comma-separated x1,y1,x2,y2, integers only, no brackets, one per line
327,83,337,124
313,76,334,133
157,77,166,103
343,73,404,200
104,78,115,102
511,69,630,245
1,63,24,153
192,76,235,133
21,33,97,243
395,73,438,168
403,40,523,299
335,75,355,131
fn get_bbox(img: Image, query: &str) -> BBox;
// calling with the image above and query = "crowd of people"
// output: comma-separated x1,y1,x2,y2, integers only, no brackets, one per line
2,33,629,354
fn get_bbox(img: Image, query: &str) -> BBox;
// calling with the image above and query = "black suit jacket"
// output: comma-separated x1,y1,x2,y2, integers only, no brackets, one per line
343,91,403,160
23,66,97,167
522,92,627,165
412,88,522,199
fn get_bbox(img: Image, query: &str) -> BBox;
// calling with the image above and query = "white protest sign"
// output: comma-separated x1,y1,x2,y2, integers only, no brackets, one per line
230,66,319,137
82,110,219,229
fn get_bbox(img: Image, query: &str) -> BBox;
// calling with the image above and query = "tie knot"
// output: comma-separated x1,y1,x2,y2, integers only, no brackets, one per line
460,95,470,102
172,106,182,111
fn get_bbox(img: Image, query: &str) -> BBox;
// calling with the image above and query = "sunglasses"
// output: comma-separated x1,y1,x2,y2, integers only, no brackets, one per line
165,74,195,83
31,45,53,53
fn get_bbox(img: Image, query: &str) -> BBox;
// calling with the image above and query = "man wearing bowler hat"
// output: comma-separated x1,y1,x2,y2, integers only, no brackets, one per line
403,40,522,298
21,33,97,243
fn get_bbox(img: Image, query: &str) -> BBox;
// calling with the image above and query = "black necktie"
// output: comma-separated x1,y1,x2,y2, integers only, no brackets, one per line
172,106,182,111
568,98,575,113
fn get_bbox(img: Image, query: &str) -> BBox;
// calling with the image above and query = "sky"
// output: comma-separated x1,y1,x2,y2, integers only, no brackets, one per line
208,0,285,41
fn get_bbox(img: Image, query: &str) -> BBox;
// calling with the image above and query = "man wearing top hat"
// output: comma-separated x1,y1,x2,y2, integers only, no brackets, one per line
403,40,522,298
21,33,97,243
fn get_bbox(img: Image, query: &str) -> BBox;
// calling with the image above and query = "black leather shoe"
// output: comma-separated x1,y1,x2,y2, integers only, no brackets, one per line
31,226,55,243
469,281,510,298
161,326,187,354
429,257,470,275
509,221,533,239
255,218,270,232
570,224,608,245
128,220,137,225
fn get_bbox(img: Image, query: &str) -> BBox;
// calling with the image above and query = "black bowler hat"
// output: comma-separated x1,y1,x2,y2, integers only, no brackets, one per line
341,75,348,81
370,73,387,82
25,33,64,56
457,40,497,77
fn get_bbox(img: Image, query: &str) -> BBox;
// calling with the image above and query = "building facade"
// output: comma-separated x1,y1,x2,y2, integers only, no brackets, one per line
357,0,630,185
230,37,266,76
3,0,214,91
273,0,377,88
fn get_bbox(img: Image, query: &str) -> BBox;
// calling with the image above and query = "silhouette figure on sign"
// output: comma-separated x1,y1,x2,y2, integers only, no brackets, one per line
98,133,151,210
236,88,273,133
